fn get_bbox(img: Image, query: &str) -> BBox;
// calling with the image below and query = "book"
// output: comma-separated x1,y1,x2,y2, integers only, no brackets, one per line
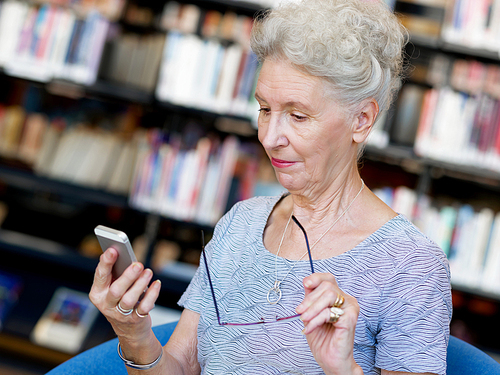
17,112,49,164
0,271,23,331
0,106,26,158
31,287,99,354
33,118,65,176
391,84,426,145
0,1,28,67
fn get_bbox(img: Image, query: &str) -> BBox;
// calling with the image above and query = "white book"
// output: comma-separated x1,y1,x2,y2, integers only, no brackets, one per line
0,1,28,67
73,133,119,187
480,211,500,292
156,31,182,102
46,128,81,179
174,149,198,220
33,123,63,176
489,0,500,52
49,9,76,75
58,129,93,182
449,208,478,287
391,186,416,221
196,40,224,111
467,208,494,287
128,142,150,209
107,140,138,195
171,34,204,107
214,44,243,113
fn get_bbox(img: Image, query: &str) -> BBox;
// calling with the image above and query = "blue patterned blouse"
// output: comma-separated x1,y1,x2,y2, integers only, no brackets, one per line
179,195,452,374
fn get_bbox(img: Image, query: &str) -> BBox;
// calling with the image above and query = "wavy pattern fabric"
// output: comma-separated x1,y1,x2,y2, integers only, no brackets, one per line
179,195,452,375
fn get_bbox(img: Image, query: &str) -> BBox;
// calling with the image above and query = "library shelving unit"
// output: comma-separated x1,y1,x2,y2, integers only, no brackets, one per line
364,0,500,354
0,0,267,371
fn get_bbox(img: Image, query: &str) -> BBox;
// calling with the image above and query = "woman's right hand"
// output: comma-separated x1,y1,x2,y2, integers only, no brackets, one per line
89,247,162,343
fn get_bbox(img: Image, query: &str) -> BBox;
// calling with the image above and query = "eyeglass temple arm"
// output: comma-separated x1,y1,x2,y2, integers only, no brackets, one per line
291,216,315,274
201,231,223,325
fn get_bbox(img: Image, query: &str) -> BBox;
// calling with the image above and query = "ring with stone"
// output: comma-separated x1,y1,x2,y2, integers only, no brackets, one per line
328,306,344,323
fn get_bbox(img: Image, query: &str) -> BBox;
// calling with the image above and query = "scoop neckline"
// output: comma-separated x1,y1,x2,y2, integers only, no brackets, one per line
257,194,403,263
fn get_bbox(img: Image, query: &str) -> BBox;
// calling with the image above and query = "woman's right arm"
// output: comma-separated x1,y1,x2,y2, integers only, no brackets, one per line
89,248,201,375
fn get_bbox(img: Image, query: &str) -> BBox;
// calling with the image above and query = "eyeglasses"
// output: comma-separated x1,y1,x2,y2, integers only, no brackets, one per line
201,215,315,326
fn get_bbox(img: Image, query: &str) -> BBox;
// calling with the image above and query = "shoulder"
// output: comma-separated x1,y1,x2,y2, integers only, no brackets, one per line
211,195,283,243
371,214,450,276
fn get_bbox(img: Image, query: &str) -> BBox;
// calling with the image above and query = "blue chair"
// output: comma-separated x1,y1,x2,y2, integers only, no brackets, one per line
46,322,500,374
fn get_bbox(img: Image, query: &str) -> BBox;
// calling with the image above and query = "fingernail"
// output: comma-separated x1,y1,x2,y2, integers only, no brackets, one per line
301,328,306,335
132,263,142,272
154,280,161,288
304,280,312,288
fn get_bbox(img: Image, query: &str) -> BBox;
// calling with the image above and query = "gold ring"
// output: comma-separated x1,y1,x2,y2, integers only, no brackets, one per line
333,293,345,308
328,306,344,323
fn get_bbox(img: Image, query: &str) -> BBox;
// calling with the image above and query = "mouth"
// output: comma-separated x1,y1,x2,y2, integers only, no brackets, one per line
271,158,296,168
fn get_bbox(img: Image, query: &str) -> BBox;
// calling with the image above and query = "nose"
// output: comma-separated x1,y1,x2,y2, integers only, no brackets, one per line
258,112,289,150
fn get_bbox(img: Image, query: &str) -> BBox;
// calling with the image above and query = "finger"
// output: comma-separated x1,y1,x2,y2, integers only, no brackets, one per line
120,268,154,310
303,273,338,294
92,248,118,290
302,307,333,334
298,285,339,321
296,273,338,315
108,262,144,305
135,279,162,317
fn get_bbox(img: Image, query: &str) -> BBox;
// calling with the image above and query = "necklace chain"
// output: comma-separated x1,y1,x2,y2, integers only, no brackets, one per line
267,180,365,304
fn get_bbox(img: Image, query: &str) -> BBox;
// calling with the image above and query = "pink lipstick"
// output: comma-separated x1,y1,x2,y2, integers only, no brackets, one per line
271,158,296,168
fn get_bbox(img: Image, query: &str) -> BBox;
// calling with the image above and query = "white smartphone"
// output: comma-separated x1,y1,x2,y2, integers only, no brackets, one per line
94,225,137,279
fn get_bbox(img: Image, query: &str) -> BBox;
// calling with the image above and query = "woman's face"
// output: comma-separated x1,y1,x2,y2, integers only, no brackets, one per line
255,59,359,196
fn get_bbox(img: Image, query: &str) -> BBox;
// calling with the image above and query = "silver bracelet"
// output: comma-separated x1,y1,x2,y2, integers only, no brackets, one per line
117,342,163,370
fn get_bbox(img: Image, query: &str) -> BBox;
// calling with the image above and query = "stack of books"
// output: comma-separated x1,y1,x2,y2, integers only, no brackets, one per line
413,56,500,172
0,2,115,85
155,2,259,119
441,0,500,52
129,129,242,225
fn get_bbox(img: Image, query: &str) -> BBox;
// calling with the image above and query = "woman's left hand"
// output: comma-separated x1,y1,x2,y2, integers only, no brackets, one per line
296,273,363,375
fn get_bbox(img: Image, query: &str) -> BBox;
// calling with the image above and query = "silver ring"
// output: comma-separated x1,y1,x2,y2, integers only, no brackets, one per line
116,302,133,316
328,306,344,323
135,308,148,318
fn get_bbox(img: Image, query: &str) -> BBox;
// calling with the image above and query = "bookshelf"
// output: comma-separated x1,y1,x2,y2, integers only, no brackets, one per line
363,0,500,353
0,0,500,370
0,0,271,371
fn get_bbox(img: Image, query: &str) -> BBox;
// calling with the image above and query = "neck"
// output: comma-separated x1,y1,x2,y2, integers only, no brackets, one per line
289,168,364,230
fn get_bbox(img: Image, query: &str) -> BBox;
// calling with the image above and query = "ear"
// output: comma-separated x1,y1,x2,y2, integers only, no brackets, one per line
352,99,379,144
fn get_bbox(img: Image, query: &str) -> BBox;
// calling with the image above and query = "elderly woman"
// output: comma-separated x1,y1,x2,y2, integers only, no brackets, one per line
90,0,452,374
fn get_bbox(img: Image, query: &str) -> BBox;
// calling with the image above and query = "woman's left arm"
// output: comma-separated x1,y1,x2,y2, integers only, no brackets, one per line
297,273,439,375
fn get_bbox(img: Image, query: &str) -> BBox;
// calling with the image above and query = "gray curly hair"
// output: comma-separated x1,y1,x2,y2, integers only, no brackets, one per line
250,0,408,114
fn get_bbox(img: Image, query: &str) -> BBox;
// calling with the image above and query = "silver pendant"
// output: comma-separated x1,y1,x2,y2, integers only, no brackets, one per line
267,280,282,304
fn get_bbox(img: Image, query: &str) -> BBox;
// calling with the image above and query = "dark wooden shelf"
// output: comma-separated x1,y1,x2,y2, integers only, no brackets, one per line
0,332,72,368
0,165,129,208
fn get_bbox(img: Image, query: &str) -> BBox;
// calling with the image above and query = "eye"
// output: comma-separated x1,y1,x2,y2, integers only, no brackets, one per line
291,113,307,122
258,107,270,115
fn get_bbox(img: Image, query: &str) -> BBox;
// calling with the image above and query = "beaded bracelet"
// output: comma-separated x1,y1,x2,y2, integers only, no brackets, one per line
117,342,163,370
